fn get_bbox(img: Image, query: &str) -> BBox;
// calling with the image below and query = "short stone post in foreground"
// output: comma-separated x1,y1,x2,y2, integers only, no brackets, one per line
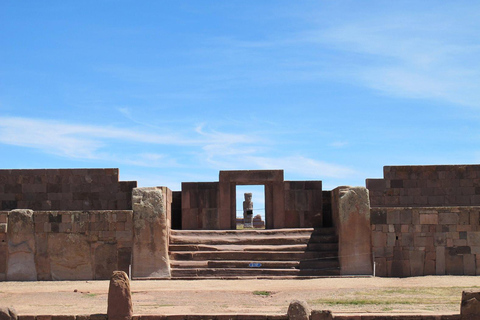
461,291,480,319
0,307,17,320
107,271,133,320
288,300,310,320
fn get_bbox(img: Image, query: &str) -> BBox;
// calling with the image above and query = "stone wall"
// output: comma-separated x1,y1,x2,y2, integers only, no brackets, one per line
0,169,137,211
180,177,322,230
284,181,323,228
0,210,133,281
371,206,480,277
367,165,480,207
181,182,219,230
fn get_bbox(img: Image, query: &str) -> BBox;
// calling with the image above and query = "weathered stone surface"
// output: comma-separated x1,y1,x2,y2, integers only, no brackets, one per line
94,243,118,280
287,300,310,320
461,291,480,319
310,310,332,320
0,307,17,320
132,187,170,278
7,209,37,281
48,233,93,280
332,186,372,275
107,271,132,320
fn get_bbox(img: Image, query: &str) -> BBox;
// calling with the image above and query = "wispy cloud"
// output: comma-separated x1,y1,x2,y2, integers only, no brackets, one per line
309,6,480,107
0,116,355,181
0,116,195,159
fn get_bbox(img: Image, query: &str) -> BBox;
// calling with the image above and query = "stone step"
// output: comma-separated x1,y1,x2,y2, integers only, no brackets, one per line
170,267,341,278
169,243,338,252
170,228,334,236
170,250,338,261
168,228,340,279
169,236,313,246
170,259,340,270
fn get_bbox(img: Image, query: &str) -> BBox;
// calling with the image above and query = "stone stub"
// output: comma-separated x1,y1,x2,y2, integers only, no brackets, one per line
461,291,480,319
132,187,171,278
0,307,17,320
332,186,373,275
311,310,333,320
6,209,37,281
287,300,311,320
107,271,133,320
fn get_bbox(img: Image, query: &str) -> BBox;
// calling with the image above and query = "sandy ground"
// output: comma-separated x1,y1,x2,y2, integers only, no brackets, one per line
1,276,479,316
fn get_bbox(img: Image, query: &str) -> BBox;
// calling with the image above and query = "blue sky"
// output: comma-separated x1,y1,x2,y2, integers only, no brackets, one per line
1,0,480,203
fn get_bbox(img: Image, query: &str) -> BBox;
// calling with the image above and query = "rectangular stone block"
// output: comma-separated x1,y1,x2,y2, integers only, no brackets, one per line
424,259,436,275
436,246,445,275
420,213,438,225
468,232,480,246
370,209,387,224
445,251,464,275
439,212,459,225
464,254,476,276
372,231,387,247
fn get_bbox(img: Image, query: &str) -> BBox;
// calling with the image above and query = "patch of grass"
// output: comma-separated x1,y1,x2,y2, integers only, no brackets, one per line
253,291,271,296
82,293,98,298
309,286,472,307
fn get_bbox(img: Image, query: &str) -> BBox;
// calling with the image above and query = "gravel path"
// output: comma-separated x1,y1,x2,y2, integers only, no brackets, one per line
1,276,478,316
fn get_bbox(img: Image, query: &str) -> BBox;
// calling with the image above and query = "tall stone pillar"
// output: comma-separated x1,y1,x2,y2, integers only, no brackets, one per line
132,187,171,278
6,209,37,281
332,186,372,275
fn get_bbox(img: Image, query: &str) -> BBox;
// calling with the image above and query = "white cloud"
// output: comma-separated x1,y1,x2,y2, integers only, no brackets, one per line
0,116,357,184
310,7,480,108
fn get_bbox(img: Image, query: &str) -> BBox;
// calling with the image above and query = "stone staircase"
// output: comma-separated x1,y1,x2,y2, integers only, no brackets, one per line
168,228,340,279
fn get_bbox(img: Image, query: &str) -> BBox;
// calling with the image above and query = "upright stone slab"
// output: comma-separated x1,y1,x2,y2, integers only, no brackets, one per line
132,187,171,278
107,271,132,320
332,186,373,275
6,209,37,281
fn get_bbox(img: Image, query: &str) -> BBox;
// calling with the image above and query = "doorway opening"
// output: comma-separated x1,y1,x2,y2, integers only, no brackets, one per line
235,185,265,229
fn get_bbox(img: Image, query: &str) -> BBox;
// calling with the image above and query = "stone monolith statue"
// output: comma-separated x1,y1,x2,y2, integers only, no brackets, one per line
243,193,253,228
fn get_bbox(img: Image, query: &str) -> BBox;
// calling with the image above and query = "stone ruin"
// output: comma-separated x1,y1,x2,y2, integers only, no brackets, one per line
1,165,480,280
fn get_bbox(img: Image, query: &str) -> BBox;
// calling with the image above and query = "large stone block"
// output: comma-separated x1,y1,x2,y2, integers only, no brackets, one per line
332,186,372,275
132,187,170,278
48,233,93,280
95,243,118,280
7,209,37,281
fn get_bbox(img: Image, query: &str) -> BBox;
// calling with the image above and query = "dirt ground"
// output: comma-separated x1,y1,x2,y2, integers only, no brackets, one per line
0,276,478,316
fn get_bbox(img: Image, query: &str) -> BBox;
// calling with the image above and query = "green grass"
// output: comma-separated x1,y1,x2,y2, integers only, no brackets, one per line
82,293,98,298
308,287,474,308
253,291,272,296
